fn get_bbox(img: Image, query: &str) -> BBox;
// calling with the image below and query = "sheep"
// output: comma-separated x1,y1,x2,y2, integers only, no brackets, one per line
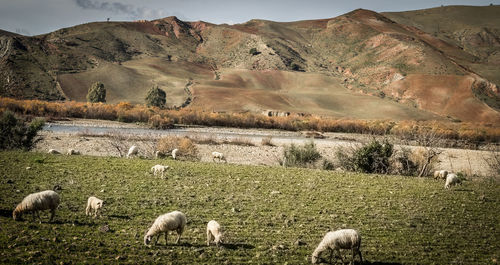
127,145,138,158
144,211,186,246
12,190,60,223
433,170,448,179
150,164,169,177
207,220,224,246
311,229,363,264
67,149,80,155
172,149,179,160
445,173,460,189
85,196,104,218
212,151,227,163
155,151,161,159
48,149,60,154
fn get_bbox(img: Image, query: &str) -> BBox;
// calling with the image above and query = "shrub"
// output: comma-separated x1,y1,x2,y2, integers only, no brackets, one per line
0,111,45,151
86,82,106,103
322,159,336,170
157,136,199,160
249,48,260,56
336,139,393,174
261,136,274,146
391,147,420,176
145,85,166,108
283,141,321,168
148,115,173,129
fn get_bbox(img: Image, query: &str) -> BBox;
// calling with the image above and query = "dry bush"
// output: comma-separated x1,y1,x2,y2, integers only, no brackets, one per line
261,136,274,146
411,147,440,177
482,149,500,176
157,136,199,160
189,135,220,145
223,137,254,146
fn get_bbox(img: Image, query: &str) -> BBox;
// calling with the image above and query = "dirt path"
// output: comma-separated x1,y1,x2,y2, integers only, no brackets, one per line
35,119,498,177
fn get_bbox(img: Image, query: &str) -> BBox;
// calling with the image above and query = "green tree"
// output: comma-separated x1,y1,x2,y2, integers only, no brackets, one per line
0,111,45,150
145,85,167,108
86,82,106,103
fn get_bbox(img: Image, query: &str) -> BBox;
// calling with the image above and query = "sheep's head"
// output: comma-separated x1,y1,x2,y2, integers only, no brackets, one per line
311,254,320,264
96,200,104,209
12,209,21,221
144,234,152,246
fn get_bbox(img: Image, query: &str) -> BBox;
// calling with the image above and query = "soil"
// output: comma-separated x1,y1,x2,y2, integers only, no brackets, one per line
35,119,498,177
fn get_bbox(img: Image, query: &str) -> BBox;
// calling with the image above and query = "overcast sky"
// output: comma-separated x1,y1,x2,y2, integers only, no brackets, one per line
1,0,499,36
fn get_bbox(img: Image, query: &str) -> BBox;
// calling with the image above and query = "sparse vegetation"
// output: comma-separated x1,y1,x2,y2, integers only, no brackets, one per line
1,97,499,145
261,136,274,146
157,136,199,160
283,141,321,168
249,48,260,56
336,139,393,174
0,151,498,264
86,82,106,103
0,111,45,151
145,85,167,109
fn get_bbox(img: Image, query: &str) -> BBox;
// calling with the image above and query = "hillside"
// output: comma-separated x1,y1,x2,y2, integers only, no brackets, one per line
0,6,499,123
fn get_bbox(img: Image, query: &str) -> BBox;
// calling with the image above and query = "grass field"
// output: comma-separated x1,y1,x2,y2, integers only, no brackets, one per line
0,151,498,264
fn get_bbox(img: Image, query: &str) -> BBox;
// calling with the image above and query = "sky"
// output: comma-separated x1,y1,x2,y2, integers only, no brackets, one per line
1,0,499,36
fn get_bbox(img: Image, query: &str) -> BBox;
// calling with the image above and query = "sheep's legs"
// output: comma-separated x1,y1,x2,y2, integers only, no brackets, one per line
357,249,363,263
207,231,211,246
175,231,182,244
153,234,160,245
164,232,168,245
49,209,56,222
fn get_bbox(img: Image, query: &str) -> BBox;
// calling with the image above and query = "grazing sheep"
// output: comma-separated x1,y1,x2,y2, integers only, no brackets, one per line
67,149,80,155
85,196,104,218
127,145,138,158
12,190,60,222
212,151,227,163
445,173,460,189
155,151,161,159
48,149,60,154
172,149,179,160
144,211,186,246
150,164,169,177
311,229,363,264
433,170,448,179
207,220,224,246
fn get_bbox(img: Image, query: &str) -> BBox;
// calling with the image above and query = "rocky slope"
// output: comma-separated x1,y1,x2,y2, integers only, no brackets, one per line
0,6,499,123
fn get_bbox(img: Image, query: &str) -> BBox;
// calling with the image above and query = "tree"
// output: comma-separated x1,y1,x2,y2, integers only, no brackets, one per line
145,85,166,108
0,111,45,151
86,82,106,103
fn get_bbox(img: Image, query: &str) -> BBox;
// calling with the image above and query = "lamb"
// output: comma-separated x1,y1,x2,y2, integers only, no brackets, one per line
67,149,80,155
12,190,60,223
433,170,448,179
85,196,104,218
445,173,460,189
127,145,138,158
212,151,227,163
48,149,60,154
172,149,179,160
311,229,363,264
150,164,169,177
144,211,186,246
207,220,224,246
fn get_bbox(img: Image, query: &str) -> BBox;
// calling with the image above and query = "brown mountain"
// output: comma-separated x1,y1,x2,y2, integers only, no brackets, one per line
1,6,499,123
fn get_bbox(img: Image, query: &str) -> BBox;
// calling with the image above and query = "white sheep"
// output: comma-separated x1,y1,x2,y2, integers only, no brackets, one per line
48,149,60,154
155,151,161,159
144,211,187,246
127,145,138,158
445,173,460,189
67,149,80,155
150,164,169,177
172,149,179,160
85,196,104,218
12,190,60,222
207,220,224,246
433,170,448,179
311,229,363,264
212,151,227,163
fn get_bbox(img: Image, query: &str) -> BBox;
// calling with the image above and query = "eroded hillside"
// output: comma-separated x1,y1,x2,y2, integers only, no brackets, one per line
0,6,499,123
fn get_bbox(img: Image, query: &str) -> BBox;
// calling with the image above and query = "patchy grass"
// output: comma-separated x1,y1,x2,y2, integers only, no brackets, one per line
0,151,498,264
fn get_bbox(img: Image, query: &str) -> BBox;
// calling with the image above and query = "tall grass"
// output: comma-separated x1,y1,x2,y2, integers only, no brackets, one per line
1,97,499,144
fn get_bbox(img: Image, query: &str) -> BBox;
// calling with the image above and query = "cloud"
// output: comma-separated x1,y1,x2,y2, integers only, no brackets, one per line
74,0,168,19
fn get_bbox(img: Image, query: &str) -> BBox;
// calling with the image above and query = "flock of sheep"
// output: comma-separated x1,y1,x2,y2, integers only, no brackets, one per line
15,145,461,264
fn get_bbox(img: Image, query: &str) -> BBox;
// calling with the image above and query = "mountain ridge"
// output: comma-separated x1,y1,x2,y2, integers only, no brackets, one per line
1,6,499,123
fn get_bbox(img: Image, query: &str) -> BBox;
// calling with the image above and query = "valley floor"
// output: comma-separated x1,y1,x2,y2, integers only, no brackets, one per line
35,119,499,177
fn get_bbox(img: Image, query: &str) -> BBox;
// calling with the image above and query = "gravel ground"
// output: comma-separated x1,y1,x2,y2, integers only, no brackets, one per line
35,119,499,177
